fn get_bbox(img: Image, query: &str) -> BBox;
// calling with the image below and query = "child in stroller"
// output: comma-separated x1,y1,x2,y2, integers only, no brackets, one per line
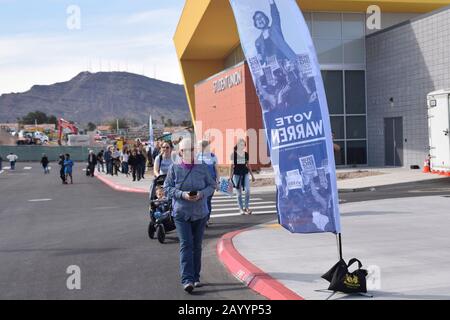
148,175,176,243
152,186,170,220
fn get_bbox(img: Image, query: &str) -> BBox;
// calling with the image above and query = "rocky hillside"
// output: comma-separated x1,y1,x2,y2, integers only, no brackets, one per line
0,72,190,125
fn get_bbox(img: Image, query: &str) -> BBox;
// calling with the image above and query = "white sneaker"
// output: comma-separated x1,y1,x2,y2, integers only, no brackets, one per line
240,209,246,215
194,282,203,288
183,283,194,293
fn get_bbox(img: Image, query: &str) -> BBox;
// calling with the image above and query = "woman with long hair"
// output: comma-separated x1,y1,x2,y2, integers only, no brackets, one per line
154,141,174,177
229,139,255,215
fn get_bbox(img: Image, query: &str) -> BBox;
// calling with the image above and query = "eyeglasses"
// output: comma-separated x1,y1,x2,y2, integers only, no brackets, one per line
162,146,170,149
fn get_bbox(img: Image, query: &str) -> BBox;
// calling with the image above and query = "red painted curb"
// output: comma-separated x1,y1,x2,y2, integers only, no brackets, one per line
217,229,304,300
96,174,149,194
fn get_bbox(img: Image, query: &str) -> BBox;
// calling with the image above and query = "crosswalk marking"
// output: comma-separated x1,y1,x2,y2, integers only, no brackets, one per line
28,199,52,202
0,170,4,174
24,167,32,170
211,210,278,219
211,205,276,212
213,201,275,208
212,198,264,203
213,194,233,198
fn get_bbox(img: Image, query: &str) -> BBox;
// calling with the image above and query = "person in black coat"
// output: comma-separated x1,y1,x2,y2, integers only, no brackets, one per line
87,150,97,177
97,150,105,173
58,154,66,184
136,149,146,180
128,150,139,182
40,154,50,174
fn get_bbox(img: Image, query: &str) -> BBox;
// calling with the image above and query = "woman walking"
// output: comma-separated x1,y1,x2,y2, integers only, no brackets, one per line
64,154,74,184
87,150,97,177
164,139,216,293
97,150,105,173
137,148,146,179
40,154,50,174
229,139,255,215
121,148,130,177
128,149,139,181
154,141,174,177
58,154,66,184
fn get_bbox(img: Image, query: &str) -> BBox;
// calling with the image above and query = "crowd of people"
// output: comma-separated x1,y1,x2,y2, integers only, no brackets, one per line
83,136,256,293
1,137,257,295
91,139,183,182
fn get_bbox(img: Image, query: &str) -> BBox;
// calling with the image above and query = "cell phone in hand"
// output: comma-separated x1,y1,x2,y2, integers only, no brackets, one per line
189,191,198,197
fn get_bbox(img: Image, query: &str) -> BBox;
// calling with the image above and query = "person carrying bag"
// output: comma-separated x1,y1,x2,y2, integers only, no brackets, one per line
229,139,255,215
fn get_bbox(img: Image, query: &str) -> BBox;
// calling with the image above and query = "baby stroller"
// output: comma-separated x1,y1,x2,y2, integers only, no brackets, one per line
148,175,176,244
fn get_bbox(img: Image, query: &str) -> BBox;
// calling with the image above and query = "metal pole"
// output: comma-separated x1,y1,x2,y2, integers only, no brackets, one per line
336,233,343,261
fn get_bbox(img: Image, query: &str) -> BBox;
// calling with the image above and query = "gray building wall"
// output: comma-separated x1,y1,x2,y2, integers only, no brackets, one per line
366,7,450,167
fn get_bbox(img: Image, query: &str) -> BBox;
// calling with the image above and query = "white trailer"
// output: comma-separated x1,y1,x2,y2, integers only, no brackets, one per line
68,134,90,146
427,90,450,172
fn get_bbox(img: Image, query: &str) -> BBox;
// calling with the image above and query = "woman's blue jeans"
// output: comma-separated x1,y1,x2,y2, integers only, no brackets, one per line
233,174,250,210
174,216,208,285
122,162,129,175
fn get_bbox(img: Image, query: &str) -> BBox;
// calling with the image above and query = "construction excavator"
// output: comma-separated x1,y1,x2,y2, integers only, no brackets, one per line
57,118,79,145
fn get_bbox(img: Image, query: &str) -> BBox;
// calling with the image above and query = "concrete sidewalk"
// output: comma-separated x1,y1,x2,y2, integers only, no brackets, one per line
94,167,445,194
217,196,450,300
249,167,447,193
95,170,151,194
336,168,446,191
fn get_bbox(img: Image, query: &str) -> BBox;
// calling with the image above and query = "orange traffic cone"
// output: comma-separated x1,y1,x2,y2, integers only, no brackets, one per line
423,159,431,173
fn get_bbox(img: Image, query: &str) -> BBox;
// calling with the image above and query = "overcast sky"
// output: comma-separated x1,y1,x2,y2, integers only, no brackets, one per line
0,0,185,95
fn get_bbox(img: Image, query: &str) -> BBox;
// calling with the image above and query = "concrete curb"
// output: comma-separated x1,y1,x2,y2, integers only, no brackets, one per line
95,174,149,194
217,229,304,300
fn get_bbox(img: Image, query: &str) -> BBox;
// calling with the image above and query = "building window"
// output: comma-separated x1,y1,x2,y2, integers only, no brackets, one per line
346,116,367,139
310,12,367,166
330,116,345,140
343,38,365,64
315,39,344,65
312,12,342,39
334,141,346,166
345,70,366,114
342,13,365,40
322,70,344,114
347,141,367,165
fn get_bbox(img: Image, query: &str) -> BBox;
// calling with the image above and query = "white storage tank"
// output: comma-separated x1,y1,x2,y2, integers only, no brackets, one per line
427,90,450,172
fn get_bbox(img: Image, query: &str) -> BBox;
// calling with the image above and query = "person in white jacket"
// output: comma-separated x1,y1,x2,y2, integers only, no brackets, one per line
6,153,18,170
